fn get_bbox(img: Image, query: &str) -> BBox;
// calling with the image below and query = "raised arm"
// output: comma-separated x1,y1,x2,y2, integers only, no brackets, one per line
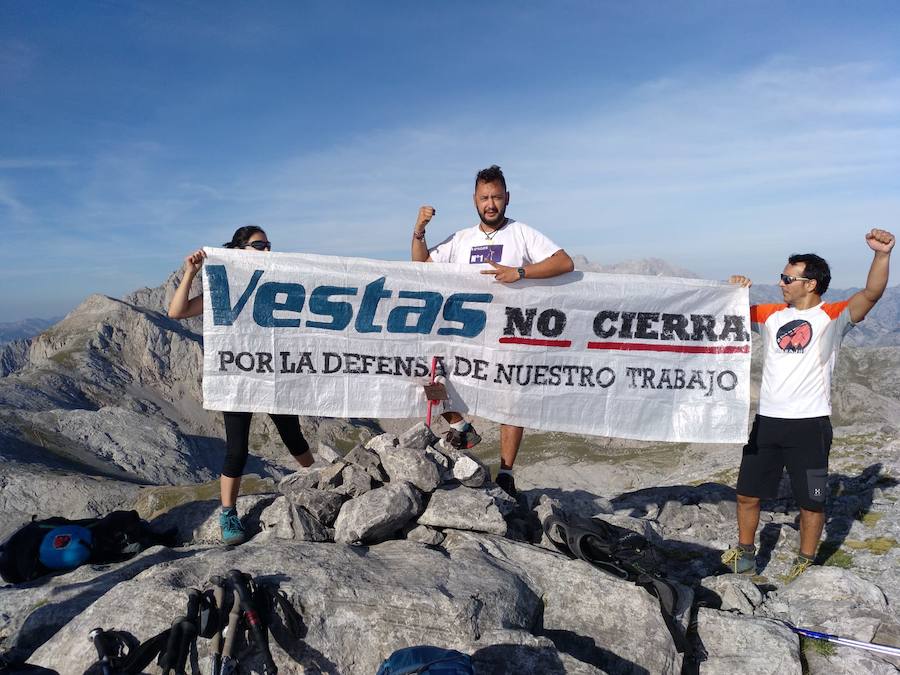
848,228,894,323
167,249,206,319
411,205,435,263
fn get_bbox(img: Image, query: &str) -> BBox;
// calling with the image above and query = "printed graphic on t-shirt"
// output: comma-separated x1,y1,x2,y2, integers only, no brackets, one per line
776,319,813,352
469,244,503,264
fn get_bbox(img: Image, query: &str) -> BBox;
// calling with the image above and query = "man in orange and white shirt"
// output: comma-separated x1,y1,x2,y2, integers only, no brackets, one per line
722,228,895,580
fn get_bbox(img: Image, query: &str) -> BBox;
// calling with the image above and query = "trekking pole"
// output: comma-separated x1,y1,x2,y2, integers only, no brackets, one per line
229,569,278,674
173,588,202,675
220,581,242,675
159,588,201,675
787,624,900,658
207,576,227,675
88,628,115,675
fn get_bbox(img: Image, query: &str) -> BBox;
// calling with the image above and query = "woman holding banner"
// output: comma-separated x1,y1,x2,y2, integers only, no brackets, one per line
168,225,315,546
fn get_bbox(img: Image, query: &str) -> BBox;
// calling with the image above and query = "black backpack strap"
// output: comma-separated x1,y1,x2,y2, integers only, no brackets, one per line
637,575,688,653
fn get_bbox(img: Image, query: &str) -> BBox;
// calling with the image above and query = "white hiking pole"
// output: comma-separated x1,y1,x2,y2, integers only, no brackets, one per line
788,624,900,658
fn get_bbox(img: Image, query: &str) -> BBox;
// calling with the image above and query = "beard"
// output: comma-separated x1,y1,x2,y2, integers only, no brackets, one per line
478,205,507,228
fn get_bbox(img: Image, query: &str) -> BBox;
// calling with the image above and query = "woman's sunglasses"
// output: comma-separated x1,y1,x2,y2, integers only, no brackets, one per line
245,241,272,251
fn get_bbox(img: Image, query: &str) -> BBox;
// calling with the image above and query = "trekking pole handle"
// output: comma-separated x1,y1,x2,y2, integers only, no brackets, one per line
210,576,227,654
228,569,278,674
221,584,242,659
88,628,114,675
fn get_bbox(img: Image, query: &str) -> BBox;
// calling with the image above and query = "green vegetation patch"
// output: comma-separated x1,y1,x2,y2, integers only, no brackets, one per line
856,511,884,528
844,537,898,555
822,548,854,569
134,475,275,519
800,636,837,658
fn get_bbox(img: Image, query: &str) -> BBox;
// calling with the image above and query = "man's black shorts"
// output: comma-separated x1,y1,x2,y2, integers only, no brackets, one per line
736,414,833,512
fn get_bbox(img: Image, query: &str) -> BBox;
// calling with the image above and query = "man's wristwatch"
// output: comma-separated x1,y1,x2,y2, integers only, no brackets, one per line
516,267,526,280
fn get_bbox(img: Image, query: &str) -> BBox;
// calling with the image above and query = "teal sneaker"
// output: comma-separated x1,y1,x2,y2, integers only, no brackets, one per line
721,546,756,574
219,507,246,546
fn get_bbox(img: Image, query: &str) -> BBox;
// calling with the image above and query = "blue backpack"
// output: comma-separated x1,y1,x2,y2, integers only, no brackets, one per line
376,646,474,674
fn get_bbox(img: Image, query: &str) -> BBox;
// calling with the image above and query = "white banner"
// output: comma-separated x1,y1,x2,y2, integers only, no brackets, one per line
202,248,751,442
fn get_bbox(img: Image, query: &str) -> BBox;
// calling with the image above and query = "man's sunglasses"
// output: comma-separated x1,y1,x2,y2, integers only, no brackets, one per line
245,241,272,251
780,274,810,284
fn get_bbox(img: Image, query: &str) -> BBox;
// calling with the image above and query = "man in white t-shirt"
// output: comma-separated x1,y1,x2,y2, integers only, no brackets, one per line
722,228,894,581
410,165,574,497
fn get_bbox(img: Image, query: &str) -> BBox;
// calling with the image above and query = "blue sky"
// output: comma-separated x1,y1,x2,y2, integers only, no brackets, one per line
1,1,899,321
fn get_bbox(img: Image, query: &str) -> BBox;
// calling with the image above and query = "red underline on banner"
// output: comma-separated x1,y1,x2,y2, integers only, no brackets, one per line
499,337,573,348
586,342,750,354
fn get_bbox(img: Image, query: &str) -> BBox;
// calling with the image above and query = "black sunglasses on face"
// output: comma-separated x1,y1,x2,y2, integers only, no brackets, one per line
245,241,271,251
780,273,810,284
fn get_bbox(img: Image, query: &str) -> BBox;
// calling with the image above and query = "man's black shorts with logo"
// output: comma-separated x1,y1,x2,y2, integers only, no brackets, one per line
736,414,833,512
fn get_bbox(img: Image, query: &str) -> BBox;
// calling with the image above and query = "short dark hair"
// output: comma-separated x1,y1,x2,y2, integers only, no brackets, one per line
224,225,266,249
788,253,831,295
475,165,507,191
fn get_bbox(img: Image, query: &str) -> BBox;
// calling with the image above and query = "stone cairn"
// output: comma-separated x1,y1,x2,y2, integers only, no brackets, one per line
275,422,521,547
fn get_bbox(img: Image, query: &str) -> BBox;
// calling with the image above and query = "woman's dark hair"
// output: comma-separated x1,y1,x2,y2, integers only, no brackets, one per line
223,225,266,249
788,253,831,295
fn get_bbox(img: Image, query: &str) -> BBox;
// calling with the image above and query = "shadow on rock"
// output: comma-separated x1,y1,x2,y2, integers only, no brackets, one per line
5,547,195,665
471,643,568,675
818,463,897,564
537,629,651,674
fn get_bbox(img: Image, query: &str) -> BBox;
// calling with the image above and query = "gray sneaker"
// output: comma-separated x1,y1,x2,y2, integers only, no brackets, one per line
721,546,755,574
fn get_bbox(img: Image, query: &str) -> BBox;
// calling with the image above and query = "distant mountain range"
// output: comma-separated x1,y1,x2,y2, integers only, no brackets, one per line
0,317,61,347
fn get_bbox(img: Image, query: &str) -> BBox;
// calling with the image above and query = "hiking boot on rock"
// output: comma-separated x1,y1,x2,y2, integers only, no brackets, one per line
784,554,814,582
721,545,756,574
219,507,247,546
496,472,517,498
444,424,481,450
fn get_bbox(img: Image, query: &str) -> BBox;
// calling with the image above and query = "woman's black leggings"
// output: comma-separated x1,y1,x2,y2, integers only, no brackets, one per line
221,412,310,478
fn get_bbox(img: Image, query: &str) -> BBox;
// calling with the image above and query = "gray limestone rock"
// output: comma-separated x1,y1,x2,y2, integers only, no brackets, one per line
397,422,438,450
18,406,218,485
759,567,894,644
406,524,446,546
418,486,515,536
700,574,765,615
316,441,342,464
331,462,375,498
279,486,344,526
27,539,547,675
380,446,441,493
434,440,490,487
317,461,349,491
693,608,802,674
278,466,322,491
0,462,139,540
0,545,185,667
803,642,900,675
257,497,332,542
452,454,487,487
334,482,424,545
443,531,685,674
365,432,398,455
593,512,663,543
344,444,388,483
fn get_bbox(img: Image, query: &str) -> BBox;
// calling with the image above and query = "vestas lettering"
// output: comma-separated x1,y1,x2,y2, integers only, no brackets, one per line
206,266,492,338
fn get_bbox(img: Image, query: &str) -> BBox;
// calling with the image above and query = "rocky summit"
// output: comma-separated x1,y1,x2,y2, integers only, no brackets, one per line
1,268,899,674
